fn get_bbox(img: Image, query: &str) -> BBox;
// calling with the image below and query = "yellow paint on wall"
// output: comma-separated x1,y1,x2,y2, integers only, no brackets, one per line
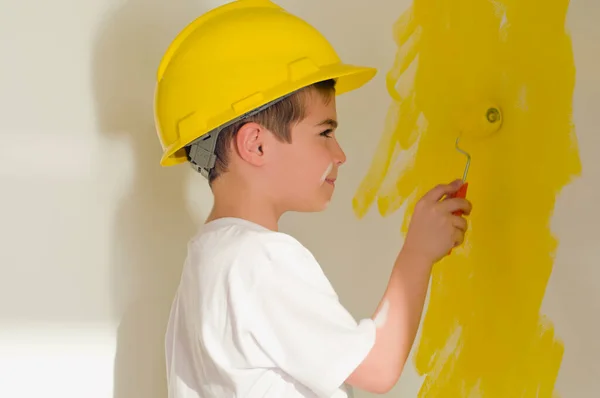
353,0,581,396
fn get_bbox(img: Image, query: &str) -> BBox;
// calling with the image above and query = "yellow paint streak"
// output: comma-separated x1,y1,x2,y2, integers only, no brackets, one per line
353,0,581,396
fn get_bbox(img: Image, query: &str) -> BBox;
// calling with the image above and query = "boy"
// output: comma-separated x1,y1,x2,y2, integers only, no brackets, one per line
153,1,471,397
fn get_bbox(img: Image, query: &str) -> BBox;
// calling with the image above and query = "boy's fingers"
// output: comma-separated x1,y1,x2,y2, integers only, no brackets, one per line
452,215,468,232
452,229,465,247
440,197,472,215
422,180,464,202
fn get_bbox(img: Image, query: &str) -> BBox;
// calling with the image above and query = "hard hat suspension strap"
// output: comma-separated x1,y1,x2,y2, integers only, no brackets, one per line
186,90,297,179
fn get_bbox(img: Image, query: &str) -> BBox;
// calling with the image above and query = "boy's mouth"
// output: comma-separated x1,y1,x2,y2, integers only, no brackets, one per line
325,178,336,186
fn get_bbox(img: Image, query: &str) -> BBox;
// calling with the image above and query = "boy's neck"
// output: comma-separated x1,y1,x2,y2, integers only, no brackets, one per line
206,176,281,231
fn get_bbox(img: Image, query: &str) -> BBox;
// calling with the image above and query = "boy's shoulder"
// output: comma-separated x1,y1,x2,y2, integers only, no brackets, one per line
187,217,325,285
191,217,307,258
194,217,295,244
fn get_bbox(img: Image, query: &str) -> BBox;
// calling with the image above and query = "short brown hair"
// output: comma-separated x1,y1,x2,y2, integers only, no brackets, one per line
207,79,336,184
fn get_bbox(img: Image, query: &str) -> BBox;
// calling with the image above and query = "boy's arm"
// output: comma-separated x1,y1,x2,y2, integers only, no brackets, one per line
345,249,433,394
346,180,471,394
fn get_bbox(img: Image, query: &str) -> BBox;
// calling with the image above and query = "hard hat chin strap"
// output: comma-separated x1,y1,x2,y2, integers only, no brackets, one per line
185,91,297,180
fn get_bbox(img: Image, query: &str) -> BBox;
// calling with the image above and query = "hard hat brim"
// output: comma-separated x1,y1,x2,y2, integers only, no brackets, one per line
327,63,378,96
160,62,377,166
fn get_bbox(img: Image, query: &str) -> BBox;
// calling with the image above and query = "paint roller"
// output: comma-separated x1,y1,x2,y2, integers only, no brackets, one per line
447,103,503,253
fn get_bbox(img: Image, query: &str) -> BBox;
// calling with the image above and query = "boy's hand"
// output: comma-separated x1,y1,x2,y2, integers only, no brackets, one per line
403,179,472,263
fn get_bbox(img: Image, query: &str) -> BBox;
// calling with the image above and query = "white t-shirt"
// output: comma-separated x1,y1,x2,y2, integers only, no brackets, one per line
165,217,376,398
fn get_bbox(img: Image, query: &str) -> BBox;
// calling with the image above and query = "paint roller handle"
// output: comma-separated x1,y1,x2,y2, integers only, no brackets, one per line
448,182,468,216
447,182,468,254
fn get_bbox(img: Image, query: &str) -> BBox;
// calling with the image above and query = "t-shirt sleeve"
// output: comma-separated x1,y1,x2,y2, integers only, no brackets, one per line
239,236,377,397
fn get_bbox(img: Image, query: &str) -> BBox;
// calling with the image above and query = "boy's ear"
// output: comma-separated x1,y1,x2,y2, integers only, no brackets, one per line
234,122,268,167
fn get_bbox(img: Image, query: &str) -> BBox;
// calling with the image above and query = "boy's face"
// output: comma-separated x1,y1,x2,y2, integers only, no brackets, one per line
269,90,346,212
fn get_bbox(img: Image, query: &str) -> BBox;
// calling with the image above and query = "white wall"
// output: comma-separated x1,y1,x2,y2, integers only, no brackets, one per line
1,1,598,397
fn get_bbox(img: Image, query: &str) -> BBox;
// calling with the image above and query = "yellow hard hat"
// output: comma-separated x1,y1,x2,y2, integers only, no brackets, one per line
154,0,377,171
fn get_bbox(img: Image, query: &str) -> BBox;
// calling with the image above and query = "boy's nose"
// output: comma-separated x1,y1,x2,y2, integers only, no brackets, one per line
332,140,347,165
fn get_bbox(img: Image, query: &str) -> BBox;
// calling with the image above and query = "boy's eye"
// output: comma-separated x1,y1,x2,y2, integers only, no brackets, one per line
320,129,333,137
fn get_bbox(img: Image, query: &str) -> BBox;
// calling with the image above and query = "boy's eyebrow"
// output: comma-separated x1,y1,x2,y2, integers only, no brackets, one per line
316,118,338,129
